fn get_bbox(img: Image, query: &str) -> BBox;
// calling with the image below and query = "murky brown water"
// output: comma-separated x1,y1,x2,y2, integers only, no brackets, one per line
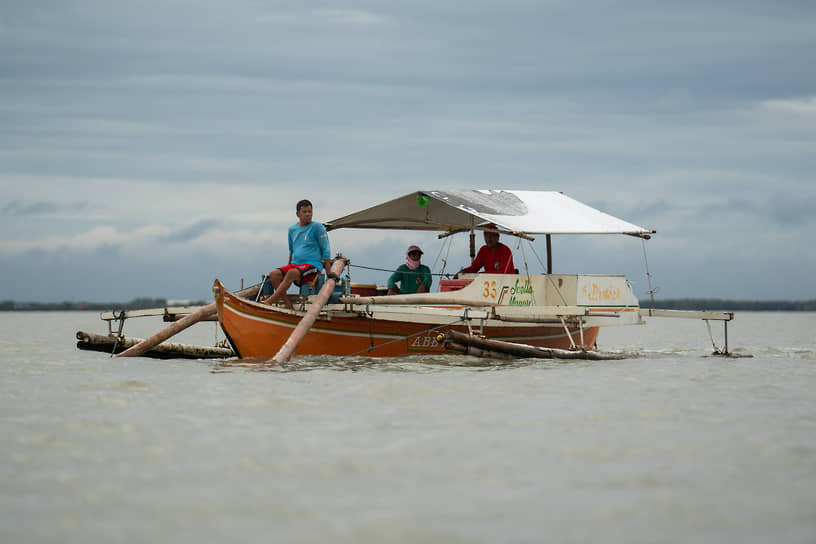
2,311,815,543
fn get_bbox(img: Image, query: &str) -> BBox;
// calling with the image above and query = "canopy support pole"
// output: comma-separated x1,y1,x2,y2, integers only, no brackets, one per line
546,234,552,274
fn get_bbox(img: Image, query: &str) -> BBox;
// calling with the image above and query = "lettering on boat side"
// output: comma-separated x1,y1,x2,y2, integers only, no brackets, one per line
408,334,444,352
581,282,621,303
494,278,533,307
483,280,499,299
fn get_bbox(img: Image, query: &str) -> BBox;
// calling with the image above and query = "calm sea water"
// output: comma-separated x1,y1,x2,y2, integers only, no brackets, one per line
1,311,814,543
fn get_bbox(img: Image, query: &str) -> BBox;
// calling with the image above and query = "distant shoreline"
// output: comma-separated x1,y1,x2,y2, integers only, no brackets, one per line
0,298,209,312
1,298,814,312
637,299,816,311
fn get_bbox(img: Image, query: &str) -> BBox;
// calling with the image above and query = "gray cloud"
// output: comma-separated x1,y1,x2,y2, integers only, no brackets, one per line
587,199,676,226
160,219,220,243
692,195,816,227
768,195,816,226
2,200,58,215
2,200,91,216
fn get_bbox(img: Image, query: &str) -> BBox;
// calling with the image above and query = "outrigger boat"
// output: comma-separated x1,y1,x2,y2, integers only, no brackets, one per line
211,190,734,360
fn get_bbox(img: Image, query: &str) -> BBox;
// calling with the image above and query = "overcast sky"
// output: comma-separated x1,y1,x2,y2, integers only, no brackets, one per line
1,1,814,303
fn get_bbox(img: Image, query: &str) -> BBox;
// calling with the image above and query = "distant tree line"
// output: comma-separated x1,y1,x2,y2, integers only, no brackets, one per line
0,298,209,311
639,299,816,311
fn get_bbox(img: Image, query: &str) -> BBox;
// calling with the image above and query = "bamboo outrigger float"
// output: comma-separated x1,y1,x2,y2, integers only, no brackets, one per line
436,329,630,360
76,330,234,359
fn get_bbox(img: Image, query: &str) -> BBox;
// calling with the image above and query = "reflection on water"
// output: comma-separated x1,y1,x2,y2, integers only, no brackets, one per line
214,353,535,373
211,350,649,374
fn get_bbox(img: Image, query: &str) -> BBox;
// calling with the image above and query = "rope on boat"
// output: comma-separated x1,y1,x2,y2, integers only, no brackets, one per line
343,317,466,358
349,262,455,278
641,238,659,310
430,235,454,277
523,238,571,306
525,240,548,272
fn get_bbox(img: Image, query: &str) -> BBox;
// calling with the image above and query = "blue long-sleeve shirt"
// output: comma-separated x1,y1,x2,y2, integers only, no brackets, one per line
289,221,331,269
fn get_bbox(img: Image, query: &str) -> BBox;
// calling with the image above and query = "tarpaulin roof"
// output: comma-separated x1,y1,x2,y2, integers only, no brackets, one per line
325,190,654,238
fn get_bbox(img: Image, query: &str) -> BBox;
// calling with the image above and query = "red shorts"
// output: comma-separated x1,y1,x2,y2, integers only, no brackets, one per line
278,263,318,286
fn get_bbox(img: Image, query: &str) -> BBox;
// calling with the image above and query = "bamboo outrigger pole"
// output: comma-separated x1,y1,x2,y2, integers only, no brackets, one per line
338,293,495,307
115,284,260,358
438,329,630,360
271,257,348,364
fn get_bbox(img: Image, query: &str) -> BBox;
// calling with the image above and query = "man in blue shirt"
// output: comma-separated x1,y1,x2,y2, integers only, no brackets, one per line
263,199,331,309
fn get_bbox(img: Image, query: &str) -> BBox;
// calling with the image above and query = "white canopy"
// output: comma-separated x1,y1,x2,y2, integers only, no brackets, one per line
325,190,654,238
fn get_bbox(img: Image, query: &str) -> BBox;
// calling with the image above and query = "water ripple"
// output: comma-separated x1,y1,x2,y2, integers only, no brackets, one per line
210,351,643,373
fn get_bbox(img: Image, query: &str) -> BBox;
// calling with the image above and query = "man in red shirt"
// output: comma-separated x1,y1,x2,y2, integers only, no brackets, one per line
457,224,515,275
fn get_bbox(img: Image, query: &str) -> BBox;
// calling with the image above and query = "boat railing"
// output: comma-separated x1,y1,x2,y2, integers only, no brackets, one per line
99,305,215,336
638,308,737,356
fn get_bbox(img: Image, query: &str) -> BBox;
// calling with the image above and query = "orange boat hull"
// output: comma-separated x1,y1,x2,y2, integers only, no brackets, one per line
213,280,599,358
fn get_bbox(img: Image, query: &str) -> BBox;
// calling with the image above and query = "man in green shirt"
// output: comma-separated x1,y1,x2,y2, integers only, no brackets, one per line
387,245,432,295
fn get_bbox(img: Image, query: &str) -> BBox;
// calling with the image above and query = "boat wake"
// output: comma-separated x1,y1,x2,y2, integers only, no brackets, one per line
744,346,815,360
210,351,640,373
